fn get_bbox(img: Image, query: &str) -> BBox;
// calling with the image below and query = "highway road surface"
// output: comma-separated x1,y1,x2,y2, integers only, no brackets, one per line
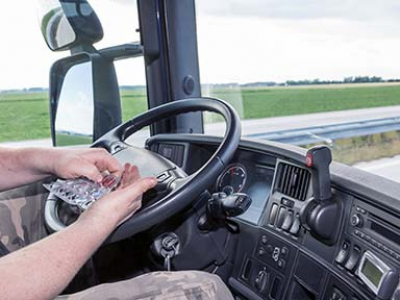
2,105,400,182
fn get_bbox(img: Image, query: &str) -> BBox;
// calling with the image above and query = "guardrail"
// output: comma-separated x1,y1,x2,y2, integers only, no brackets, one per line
3,117,400,148
246,117,400,145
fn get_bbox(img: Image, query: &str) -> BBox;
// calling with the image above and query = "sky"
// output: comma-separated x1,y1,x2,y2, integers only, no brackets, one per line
1,0,400,90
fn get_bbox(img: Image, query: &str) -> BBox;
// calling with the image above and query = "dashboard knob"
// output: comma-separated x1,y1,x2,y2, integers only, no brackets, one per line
350,214,363,227
254,270,269,292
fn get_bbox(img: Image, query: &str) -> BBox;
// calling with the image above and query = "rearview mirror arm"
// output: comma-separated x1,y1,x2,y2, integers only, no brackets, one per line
99,42,143,61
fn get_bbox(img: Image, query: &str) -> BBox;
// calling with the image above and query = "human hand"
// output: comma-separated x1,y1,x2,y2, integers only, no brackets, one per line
80,163,157,228
47,148,124,182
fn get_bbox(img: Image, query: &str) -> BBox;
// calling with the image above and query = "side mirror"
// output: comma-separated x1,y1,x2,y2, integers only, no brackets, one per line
55,60,94,145
37,0,103,51
50,52,122,146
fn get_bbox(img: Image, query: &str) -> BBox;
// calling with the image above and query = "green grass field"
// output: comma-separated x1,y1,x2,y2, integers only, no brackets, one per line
2,83,400,143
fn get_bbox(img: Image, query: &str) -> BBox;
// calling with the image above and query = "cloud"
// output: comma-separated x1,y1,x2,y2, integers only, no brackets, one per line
196,0,400,23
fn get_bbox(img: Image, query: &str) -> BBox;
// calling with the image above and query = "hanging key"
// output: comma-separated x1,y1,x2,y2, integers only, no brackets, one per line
164,254,171,271
151,232,180,272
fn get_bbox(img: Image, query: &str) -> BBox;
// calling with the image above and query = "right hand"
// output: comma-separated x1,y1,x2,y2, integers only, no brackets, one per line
80,164,157,228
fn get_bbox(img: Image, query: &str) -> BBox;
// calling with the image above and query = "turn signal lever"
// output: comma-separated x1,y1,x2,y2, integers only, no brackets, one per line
198,192,252,233
300,146,342,245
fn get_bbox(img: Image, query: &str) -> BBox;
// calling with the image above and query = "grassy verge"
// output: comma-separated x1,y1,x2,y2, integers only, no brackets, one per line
305,131,400,166
2,82,400,150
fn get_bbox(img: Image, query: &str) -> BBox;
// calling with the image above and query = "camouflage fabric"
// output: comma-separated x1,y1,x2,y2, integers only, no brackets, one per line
0,182,48,252
0,184,233,300
57,271,234,300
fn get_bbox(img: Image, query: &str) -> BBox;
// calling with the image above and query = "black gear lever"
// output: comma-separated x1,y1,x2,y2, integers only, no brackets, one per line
300,146,342,245
198,192,252,232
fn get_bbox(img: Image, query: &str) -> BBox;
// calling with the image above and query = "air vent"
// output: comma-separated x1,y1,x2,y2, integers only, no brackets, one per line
275,163,311,201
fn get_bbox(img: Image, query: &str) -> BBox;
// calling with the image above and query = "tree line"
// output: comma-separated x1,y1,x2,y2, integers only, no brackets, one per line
242,76,400,87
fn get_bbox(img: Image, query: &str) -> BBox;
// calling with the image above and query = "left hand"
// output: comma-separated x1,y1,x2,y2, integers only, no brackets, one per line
80,163,157,227
47,148,124,182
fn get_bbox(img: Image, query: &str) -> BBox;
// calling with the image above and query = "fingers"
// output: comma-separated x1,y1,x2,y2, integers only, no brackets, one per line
118,176,157,200
83,173,156,227
74,161,103,182
119,164,140,189
87,148,124,178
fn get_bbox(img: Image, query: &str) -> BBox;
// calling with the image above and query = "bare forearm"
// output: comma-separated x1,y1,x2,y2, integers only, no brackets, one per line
0,147,55,190
0,214,116,300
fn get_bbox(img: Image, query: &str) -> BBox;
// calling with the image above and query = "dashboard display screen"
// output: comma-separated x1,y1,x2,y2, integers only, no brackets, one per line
362,259,383,288
237,165,275,224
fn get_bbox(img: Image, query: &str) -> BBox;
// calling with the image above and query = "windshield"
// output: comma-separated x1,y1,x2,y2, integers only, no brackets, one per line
197,0,400,182
1,1,400,182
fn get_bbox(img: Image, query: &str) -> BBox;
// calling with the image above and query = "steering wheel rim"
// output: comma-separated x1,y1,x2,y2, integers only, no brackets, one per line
45,97,241,243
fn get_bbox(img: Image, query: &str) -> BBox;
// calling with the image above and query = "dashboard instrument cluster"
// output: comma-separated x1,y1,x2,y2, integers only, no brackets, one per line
215,161,275,225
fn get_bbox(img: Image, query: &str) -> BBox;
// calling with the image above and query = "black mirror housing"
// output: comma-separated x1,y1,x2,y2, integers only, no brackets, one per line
49,52,122,146
39,0,103,52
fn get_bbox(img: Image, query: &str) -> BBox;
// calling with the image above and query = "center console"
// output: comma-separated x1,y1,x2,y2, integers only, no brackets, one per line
332,198,400,300
229,156,400,300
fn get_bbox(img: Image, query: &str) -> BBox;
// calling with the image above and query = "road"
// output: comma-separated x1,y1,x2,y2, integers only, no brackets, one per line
354,156,400,183
2,105,400,182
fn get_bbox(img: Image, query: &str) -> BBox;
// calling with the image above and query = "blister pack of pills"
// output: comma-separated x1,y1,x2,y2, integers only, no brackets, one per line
44,174,120,211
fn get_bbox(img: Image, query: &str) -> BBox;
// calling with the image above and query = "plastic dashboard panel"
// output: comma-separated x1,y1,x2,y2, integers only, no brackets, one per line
146,134,400,300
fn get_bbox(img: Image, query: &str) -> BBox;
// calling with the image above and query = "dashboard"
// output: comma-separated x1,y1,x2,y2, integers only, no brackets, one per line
147,134,400,300
214,157,275,225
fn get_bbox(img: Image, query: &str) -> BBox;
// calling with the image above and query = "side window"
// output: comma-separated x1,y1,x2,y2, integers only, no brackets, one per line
0,1,147,146
115,58,149,147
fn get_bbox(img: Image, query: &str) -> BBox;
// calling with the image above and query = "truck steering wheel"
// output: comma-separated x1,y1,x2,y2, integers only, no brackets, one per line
44,98,241,243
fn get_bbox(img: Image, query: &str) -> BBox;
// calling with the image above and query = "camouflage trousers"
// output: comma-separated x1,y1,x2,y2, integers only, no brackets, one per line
0,183,234,300
0,182,48,252
58,271,234,300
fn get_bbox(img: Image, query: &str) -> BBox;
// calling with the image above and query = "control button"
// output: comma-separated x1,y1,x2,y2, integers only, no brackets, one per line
261,235,269,245
289,215,301,236
281,198,294,208
269,204,278,225
258,247,266,257
266,245,274,254
330,287,346,300
350,214,363,227
276,207,287,229
344,246,361,272
254,270,269,292
156,171,171,183
281,211,294,231
355,206,366,214
335,241,350,265
277,259,286,269
281,247,289,257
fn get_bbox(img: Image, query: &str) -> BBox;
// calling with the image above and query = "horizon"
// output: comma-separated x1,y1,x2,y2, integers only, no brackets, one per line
1,75,399,94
